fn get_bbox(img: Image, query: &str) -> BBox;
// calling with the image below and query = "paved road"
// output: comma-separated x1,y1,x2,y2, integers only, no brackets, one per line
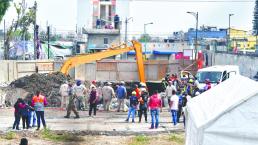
0,108,184,135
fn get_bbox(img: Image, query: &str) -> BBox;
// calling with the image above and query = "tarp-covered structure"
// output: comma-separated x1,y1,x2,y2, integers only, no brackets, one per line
185,75,258,145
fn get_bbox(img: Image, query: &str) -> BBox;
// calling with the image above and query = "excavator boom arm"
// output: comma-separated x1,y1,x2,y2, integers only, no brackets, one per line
60,41,146,83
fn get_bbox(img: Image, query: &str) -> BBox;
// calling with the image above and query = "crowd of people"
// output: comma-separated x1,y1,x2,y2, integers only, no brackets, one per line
12,72,213,130
12,90,47,130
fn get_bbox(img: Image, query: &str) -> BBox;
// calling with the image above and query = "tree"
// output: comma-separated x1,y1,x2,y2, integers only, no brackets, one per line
0,0,11,23
4,2,36,59
138,34,152,42
253,0,258,35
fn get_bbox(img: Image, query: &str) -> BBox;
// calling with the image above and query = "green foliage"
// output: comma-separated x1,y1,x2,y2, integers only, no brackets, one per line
41,128,84,142
39,31,62,41
4,131,17,140
0,0,10,22
4,1,37,59
138,34,152,42
168,134,185,144
129,135,150,145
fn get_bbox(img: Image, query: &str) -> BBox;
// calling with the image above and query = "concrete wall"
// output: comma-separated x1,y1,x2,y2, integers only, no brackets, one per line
0,59,180,83
0,60,55,83
213,53,258,79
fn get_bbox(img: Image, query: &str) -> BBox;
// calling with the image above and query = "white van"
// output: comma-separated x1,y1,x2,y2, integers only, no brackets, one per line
196,65,240,89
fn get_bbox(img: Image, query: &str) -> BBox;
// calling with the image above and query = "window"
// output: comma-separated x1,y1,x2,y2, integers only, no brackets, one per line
104,38,108,44
196,71,222,83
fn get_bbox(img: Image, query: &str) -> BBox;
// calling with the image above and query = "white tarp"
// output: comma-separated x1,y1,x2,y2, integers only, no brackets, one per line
185,75,258,145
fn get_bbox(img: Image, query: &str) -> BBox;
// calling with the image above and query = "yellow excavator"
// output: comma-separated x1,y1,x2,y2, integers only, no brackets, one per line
60,40,146,83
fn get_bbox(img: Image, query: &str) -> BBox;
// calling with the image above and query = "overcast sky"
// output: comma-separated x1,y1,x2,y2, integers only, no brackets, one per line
0,0,255,35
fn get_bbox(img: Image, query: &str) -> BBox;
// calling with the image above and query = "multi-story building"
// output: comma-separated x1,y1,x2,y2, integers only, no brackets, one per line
77,0,130,32
230,28,256,50
76,0,131,56
186,26,227,51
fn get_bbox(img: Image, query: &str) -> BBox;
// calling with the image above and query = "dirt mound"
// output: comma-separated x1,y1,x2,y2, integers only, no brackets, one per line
9,72,71,107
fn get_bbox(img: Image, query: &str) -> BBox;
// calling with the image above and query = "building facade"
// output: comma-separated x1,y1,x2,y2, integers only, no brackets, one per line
77,0,130,34
230,28,256,50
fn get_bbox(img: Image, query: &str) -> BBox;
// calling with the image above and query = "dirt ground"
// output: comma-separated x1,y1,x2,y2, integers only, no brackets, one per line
0,108,185,145
0,133,185,145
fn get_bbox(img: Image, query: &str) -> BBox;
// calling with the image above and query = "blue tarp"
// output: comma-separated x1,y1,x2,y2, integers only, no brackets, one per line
127,51,152,55
153,50,178,55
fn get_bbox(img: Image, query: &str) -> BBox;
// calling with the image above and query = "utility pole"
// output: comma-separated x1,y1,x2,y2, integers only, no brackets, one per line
47,26,50,59
3,20,5,56
144,22,153,60
33,1,37,60
187,11,198,60
228,14,234,52
124,17,133,60
195,12,198,60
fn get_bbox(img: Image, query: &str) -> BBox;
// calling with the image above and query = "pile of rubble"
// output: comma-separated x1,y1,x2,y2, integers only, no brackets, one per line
9,72,71,107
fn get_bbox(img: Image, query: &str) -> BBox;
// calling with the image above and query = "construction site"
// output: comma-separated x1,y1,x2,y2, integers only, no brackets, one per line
1,0,258,145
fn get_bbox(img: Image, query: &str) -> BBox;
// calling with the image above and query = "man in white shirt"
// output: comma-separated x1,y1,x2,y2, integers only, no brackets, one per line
170,90,179,126
59,81,69,109
73,80,87,111
165,81,177,108
102,82,115,111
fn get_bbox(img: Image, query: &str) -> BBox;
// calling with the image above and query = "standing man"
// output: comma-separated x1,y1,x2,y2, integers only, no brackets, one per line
88,86,98,117
165,81,177,108
59,81,69,109
114,14,120,29
64,82,80,119
138,89,149,123
31,90,48,130
116,81,127,112
73,80,87,111
102,82,115,111
148,90,162,129
170,90,179,126
125,91,138,123
90,80,97,91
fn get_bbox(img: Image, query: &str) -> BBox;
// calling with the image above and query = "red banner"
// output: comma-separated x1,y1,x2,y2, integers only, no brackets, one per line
175,52,190,60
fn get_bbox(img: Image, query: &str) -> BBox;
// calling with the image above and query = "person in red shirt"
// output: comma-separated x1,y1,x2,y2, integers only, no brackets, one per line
12,98,24,130
204,79,211,91
148,90,162,129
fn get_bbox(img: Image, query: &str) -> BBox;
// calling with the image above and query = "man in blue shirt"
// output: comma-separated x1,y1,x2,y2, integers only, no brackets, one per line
125,91,138,123
116,81,127,112
114,14,120,29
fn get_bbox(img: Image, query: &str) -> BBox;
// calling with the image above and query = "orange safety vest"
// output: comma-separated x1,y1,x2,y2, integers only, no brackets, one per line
32,95,45,104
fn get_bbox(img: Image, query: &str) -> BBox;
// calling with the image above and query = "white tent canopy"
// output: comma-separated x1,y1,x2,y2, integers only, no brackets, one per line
185,75,258,145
